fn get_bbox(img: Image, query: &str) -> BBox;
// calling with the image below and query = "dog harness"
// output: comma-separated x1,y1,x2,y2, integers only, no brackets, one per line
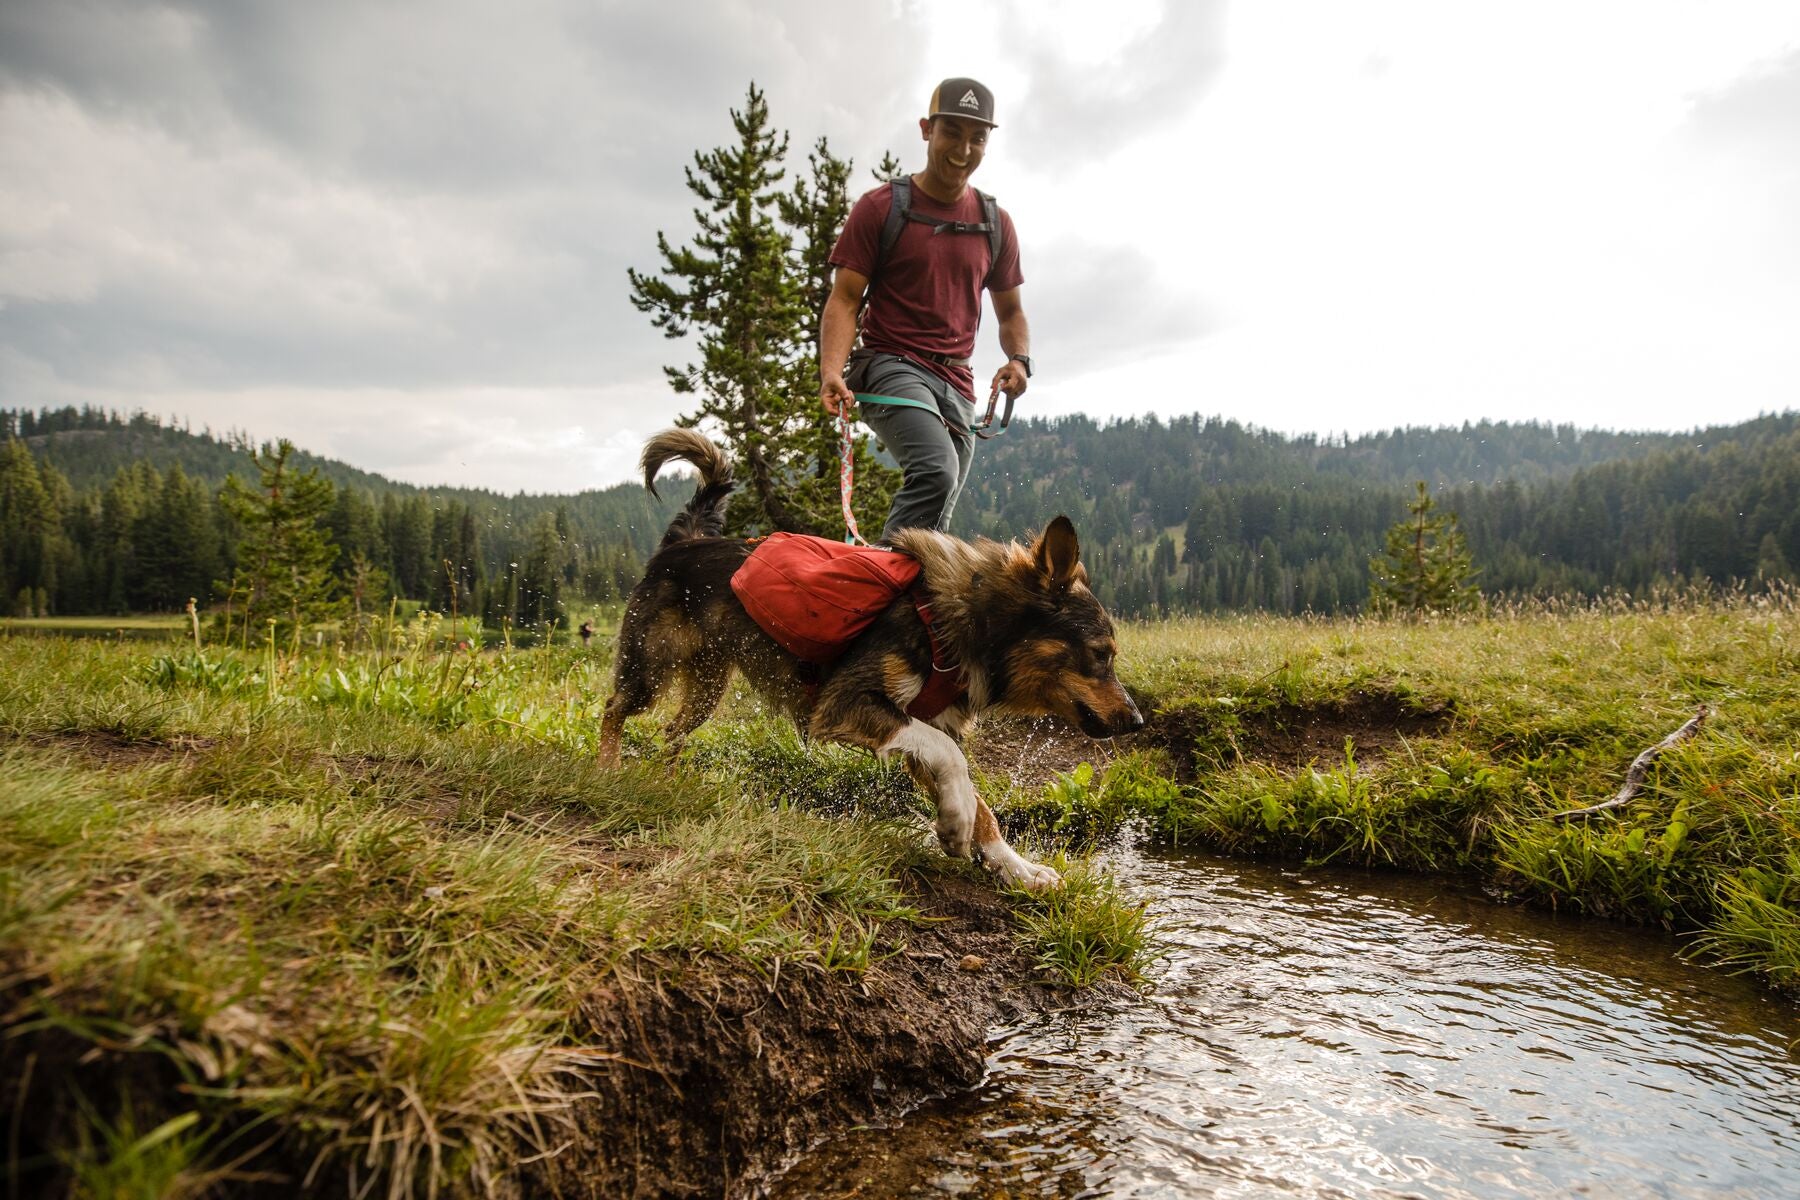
729,533,968,721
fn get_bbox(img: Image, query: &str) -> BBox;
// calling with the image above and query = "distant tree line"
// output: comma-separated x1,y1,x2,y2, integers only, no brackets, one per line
6,405,1797,621
1,408,670,626
954,412,1800,616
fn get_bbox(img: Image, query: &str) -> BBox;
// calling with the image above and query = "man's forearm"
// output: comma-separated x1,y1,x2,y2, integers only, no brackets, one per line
819,296,858,381
998,310,1031,362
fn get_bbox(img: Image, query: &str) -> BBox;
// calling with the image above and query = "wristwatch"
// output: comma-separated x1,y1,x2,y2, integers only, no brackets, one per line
1009,354,1033,378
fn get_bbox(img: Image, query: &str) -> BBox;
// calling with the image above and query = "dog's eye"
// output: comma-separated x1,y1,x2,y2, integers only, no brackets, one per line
1090,644,1115,669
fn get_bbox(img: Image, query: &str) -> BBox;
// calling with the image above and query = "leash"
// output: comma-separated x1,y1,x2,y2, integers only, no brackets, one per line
839,405,871,545
974,386,1016,440
838,381,1015,544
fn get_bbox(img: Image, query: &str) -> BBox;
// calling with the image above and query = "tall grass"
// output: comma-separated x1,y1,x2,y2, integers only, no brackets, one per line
1108,589,1800,994
0,627,1154,1194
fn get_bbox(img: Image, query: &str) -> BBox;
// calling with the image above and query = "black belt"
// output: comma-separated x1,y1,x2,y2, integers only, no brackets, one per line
912,349,971,369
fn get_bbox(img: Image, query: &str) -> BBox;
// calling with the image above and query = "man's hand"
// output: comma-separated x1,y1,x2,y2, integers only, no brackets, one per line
989,359,1029,403
820,373,856,418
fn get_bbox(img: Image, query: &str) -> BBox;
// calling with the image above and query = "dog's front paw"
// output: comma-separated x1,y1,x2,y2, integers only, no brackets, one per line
935,816,974,859
994,855,1063,893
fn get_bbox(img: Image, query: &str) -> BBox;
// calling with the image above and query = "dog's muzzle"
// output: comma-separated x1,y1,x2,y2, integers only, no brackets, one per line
1076,691,1145,739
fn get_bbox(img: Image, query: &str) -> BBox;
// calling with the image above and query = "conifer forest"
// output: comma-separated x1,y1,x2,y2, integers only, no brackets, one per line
4,404,1796,626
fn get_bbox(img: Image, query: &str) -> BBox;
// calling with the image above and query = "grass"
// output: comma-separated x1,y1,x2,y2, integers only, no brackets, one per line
0,620,1149,1196
6,590,1797,1193
2,614,187,640
1100,590,1800,995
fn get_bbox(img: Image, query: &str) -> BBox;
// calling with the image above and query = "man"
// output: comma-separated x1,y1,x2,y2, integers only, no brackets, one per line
819,77,1032,542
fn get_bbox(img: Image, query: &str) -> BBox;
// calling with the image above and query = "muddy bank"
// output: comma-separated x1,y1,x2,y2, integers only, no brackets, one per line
967,688,1451,791
528,873,1065,1198
1,870,1068,1200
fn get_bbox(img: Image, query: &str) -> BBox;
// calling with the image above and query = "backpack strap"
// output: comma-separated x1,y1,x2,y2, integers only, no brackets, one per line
874,175,913,280
866,179,1007,297
978,191,1003,290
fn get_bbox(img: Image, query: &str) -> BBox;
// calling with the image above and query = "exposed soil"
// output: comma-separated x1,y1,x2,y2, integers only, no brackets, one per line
2,731,1077,1199
1,873,1064,1200
966,714,1126,794
965,689,1451,792
8,728,218,767
529,874,1072,1199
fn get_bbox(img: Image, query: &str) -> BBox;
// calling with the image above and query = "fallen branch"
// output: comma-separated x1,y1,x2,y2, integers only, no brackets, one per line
1548,705,1710,822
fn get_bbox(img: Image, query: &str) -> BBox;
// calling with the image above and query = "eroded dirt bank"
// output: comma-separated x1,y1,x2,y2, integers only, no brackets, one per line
529,875,1062,1198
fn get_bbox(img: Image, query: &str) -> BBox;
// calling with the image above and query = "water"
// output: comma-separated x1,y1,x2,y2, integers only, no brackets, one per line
773,848,1800,1198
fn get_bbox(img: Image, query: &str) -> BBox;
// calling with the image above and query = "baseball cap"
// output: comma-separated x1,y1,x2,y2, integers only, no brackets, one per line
927,77,997,127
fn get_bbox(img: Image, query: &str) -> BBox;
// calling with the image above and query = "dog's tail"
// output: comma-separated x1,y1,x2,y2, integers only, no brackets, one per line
642,428,736,548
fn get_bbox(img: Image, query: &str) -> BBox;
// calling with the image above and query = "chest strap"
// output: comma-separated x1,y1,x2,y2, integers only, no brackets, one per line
905,582,968,721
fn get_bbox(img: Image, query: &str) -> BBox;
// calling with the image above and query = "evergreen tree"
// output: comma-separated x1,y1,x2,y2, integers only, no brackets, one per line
518,511,568,631
628,83,810,533
217,440,340,635
0,438,62,613
779,134,900,536
1368,481,1479,615
629,83,895,536
131,465,214,611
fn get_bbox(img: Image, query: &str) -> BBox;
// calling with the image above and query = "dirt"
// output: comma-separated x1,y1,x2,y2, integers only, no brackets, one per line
966,689,1450,792
1,869,1066,1200
2,728,1077,1198
8,728,218,767
524,874,1073,1199
966,714,1126,793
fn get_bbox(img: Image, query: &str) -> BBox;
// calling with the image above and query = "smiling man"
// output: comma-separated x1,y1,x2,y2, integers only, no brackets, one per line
820,77,1031,541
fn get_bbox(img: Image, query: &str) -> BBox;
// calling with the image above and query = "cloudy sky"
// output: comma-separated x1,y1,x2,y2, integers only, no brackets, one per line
3,1,1797,492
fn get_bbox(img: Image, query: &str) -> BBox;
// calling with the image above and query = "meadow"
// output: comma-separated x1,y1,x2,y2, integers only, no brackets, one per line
3,592,1797,1196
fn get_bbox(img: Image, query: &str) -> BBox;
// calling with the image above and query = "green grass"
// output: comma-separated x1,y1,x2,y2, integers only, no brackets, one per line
6,592,1797,1194
1107,592,1800,993
0,623,1151,1195
3,613,188,640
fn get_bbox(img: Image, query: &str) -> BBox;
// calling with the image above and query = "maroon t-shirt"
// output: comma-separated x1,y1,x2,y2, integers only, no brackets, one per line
829,180,1023,403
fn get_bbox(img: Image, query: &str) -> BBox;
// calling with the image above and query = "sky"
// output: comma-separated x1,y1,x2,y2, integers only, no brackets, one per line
3,0,1797,493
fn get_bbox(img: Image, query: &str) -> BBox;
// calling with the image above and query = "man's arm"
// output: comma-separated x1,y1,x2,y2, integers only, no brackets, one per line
819,267,868,417
988,287,1031,401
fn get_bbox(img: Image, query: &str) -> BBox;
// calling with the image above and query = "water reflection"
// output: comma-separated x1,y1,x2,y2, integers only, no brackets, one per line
773,847,1800,1199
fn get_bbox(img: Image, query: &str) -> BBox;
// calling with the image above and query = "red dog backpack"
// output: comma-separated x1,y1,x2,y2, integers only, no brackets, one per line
729,533,922,662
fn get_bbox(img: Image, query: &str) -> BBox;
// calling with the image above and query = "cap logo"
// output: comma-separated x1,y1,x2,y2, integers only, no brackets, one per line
958,89,980,110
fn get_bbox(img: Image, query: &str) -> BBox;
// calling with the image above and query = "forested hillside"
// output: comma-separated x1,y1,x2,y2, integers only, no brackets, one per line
2,406,688,625
3,404,1796,621
953,411,1799,613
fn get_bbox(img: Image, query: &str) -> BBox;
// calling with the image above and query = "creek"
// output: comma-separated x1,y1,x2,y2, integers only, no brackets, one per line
773,847,1800,1198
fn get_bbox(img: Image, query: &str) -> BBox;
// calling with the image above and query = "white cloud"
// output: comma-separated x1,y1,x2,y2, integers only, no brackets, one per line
2,0,1798,486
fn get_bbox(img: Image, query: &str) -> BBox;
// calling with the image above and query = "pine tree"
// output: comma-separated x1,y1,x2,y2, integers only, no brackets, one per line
217,440,340,636
629,84,812,534
0,438,62,611
779,135,900,536
518,510,568,631
1368,481,1479,615
629,84,897,537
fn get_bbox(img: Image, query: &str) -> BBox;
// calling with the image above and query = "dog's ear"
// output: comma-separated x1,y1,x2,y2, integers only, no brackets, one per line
1032,515,1081,593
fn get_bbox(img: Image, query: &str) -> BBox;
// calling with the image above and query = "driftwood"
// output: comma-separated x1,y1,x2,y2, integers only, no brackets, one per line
1548,705,1710,822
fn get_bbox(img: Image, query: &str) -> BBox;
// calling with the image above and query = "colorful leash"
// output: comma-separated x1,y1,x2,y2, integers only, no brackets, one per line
839,405,870,546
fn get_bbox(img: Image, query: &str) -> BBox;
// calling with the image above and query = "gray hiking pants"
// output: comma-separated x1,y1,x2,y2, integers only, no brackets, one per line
853,352,976,542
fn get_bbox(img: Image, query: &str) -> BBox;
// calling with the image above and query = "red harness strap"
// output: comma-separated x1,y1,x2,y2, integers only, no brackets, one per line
905,582,968,721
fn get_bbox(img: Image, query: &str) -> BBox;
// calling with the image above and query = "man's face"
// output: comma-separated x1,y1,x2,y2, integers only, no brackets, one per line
919,115,990,192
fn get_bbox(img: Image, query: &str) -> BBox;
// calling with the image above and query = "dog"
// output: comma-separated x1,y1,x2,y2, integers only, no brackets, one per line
597,429,1144,891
